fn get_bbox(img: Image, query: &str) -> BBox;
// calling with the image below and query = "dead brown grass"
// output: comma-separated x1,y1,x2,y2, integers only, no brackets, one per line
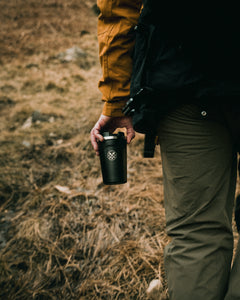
0,1,239,299
0,1,169,299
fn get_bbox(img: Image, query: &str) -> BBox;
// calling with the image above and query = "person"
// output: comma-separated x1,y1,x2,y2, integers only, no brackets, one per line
90,1,240,299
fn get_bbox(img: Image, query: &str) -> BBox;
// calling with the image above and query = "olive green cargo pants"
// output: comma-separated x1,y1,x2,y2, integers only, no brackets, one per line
158,104,240,300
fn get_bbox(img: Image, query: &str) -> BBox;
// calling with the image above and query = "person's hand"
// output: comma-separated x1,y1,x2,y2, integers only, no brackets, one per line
90,114,135,155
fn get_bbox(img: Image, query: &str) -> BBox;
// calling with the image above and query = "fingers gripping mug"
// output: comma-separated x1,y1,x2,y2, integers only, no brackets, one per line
98,132,127,185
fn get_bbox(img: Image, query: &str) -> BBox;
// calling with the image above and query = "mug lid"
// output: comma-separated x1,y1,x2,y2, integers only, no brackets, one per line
102,132,125,140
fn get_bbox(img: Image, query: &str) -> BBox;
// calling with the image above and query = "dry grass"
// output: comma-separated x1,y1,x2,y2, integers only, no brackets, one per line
0,1,239,299
0,1,168,299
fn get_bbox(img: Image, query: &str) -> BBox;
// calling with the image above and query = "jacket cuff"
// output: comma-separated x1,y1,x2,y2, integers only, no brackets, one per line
102,100,128,117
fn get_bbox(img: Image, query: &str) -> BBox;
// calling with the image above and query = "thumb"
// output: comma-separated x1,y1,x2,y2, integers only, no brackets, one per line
126,126,135,144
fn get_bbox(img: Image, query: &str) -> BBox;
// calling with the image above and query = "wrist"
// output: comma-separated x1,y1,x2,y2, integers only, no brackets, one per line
102,100,128,117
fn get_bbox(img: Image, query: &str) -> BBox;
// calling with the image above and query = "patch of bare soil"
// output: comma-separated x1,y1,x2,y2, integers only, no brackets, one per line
0,1,238,299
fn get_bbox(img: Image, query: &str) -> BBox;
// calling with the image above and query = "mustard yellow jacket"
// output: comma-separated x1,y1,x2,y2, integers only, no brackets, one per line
97,0,142,117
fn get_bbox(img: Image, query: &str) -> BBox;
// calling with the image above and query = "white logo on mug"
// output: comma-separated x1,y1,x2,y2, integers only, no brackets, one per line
107,150,117,161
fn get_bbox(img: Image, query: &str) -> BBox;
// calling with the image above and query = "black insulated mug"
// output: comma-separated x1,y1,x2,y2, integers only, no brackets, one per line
99,132,127,185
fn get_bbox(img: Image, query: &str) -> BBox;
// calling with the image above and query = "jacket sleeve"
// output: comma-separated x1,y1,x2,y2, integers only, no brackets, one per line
97,0,142,117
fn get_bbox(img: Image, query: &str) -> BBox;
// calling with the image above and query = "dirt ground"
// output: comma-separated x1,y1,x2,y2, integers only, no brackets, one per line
0,1,239,299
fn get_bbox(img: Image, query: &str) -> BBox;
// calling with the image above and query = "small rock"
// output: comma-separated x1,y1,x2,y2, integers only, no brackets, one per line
49,116,55,123
54,185,71,194
22,117,32,129
56,139,63,145
49,132,57,138
57,46,87,63
146,279,163,300
22,140,31,148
